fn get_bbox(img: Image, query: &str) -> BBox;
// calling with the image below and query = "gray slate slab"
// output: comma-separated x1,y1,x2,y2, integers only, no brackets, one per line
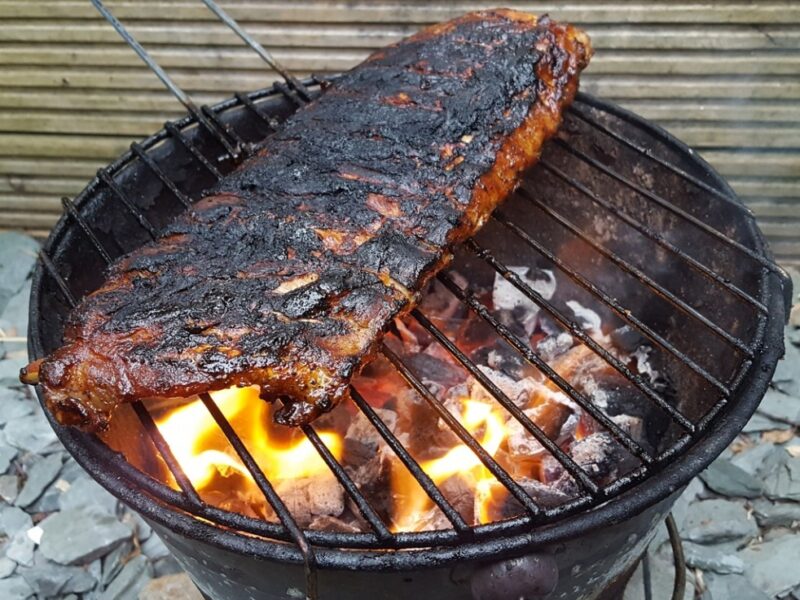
58,476,118,515
739,533,800,597
99,554,152,600
15,453,62,508
0,445,18,475
0,556,17,578
0,474,20,503
763,455,800,501
2,413,58,454
772,337,800,397
0,389,34,426
38,508,132,565
682,542,744,574
19,558,96,597
703,573,770,600
752,499,800,527
0,575,34,600
681,499,759,544
731,443,779,477
757,389,800,426
742,412,789,432
699,459,763,498
0,232,39,315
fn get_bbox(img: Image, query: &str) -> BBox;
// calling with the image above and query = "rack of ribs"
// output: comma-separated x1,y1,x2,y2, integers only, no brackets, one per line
22,9,592,431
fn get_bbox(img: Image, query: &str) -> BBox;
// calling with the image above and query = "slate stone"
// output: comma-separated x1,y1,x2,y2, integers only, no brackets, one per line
758,389,800,426
141,535,170,561
623,549,693,600
38,508,132,565
0,505,32,536
0,444,18,474
763,455,800,501
18,558,96,597
682,542,744,574
752,499,800,527
0,356,28,387
139,573,203,600
151,555,184,578
102,540,134,586
0,556,17,578
5,530,35,567
2,413,58,454
703,574,770,600
772,337,800,397
0,232,39,314
99,554,152,600
742,412,789,433
651,477,704,551
699,459,763,498
26,480,64,514
0,279,31,340
0,474,20,503
121,510,151,542
682,499,759,544
15,453,62,508
58,476,118,515
0,389,34,426
0,575,34,600
739,533,800,597
731,443,778,477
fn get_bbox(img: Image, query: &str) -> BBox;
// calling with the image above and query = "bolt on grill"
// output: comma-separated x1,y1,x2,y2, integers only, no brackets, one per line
26,2,791,600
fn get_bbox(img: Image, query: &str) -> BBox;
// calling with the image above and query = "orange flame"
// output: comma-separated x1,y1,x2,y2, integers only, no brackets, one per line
156,386,342,507
391,398,509,531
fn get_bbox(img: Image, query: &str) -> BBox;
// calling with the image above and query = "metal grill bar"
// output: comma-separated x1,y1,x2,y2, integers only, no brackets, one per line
569,100,750,214
518,172,754,357
554,137,776,275
201,0,311,102
540,156,767,314
411,309,602,495
96,169,158,239
299,423,393,541
90,0,239,159
349,387,471,533
39,251,77,308
492,209,730,397
464,239,696,432
164,122,223,181
235,92,281,131
382,343,543,517
199,392,317,598
130,143,193,211
131,401,204,506
436,272,654,464
61,197,113,265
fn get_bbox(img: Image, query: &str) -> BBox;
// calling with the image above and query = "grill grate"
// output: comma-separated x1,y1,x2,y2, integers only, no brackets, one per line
27,2,789,599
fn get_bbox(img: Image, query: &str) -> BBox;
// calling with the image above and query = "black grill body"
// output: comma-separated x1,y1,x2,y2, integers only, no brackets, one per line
27,76,790,599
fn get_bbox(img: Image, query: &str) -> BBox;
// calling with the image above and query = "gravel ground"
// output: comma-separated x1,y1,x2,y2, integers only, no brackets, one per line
0,231,798,600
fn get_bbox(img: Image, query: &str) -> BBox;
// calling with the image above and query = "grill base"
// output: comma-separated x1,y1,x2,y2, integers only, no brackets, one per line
150,490,679,600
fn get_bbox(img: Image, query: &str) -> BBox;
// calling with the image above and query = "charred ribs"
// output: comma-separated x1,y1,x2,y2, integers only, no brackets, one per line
22,9,591,431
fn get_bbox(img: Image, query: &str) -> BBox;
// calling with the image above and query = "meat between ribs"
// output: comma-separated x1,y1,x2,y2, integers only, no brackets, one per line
22,9,592,431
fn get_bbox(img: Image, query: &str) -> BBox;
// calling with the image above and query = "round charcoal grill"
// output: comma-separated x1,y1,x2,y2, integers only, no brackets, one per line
26,3,791,600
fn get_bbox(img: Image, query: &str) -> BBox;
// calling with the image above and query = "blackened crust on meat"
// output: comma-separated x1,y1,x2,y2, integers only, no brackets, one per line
22,9,592,431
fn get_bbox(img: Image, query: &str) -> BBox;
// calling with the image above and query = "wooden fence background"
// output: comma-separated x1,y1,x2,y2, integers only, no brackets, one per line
0,1,798,266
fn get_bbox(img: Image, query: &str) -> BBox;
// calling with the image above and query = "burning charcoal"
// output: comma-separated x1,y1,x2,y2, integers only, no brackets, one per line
406,353,466,390
566,300,602,333
468,366,540,408
610,325,644,353
439,474,475,524
308,515,363,534
477,345,527,379
275,473,345,527
569,433,620,482
418,274,468,322
393,318,422,353
344,447,392,524
478,478,571,522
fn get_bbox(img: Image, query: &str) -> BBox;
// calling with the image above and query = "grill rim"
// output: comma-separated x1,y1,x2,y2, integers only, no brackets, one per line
26,87,789,570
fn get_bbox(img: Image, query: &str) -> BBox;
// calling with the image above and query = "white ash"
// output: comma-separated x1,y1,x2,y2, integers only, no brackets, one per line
632,345,661,383
537,332,574,362
566,300,602,334
469,365,541,407
611,414,644,441
492,267,556,336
